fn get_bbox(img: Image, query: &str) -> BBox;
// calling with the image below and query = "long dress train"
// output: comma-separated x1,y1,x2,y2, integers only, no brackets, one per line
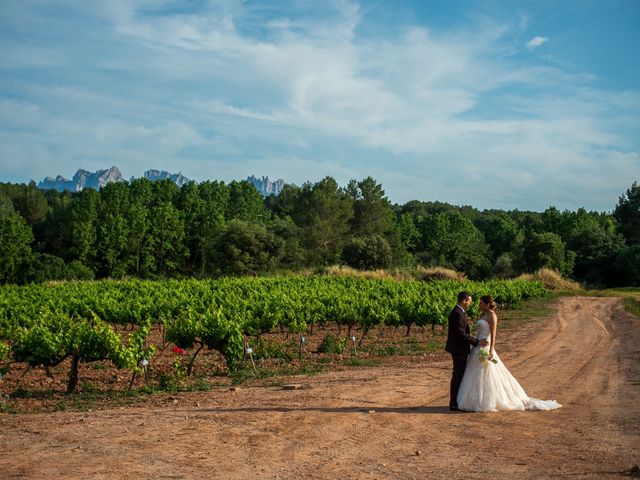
457,316,562,412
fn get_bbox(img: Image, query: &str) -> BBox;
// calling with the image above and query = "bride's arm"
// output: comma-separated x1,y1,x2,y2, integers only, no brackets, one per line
489,312,498,360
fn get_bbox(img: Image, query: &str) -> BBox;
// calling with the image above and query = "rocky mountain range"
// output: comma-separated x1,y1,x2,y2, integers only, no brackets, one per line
37,167,125,192
37,167,192,192
37,167,285,196
143,169,191,188
247,175,286,196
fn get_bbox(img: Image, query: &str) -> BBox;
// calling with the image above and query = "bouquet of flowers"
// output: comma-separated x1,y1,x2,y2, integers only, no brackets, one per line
478,348,498,364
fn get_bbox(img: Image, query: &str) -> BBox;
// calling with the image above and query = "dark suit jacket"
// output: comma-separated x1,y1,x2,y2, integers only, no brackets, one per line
445,305,479,355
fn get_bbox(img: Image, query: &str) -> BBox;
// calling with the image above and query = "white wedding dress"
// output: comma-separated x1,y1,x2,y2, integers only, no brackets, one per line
457,315,562,412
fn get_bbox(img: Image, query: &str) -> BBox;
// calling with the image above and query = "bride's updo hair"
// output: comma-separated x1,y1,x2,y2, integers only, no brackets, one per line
480,295,497,310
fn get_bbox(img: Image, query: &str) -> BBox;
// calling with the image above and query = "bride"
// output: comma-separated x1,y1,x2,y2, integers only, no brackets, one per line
457,295,562,412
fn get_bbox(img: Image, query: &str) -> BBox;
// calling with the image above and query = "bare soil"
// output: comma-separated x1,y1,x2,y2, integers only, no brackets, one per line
0,296,638,479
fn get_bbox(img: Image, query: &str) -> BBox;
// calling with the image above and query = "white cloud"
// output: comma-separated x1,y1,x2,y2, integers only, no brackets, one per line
526,36,548,49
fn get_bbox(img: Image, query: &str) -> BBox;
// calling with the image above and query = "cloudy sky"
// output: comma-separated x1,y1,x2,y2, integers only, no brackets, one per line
1,0,638,211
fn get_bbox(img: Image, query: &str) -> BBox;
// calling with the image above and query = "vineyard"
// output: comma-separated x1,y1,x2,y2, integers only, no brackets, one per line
0,277,546,394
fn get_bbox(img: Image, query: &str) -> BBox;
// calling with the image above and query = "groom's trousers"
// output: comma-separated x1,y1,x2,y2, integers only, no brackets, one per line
450,353,468,409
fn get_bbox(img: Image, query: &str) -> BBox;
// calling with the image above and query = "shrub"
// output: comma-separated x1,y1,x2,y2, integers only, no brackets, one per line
342,234,393,270
316,333,346,354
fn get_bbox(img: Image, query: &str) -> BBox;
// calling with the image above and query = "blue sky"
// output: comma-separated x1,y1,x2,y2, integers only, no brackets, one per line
0,0,638,211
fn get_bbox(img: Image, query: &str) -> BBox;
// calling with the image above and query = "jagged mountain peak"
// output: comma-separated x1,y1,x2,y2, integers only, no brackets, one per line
247,175,285,196
36,167,284,194
38,167,124,192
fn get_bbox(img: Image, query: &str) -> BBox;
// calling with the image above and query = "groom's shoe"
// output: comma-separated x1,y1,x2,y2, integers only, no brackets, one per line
449,406,461,411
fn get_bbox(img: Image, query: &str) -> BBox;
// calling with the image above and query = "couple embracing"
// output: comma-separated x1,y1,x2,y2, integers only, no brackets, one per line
446,291,562,412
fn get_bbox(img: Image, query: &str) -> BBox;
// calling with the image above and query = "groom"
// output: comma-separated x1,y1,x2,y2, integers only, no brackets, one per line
445,291,489,411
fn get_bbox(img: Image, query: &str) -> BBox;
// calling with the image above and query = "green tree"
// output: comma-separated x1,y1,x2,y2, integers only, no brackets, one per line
34,189,73,261
540,207,570,239
70,188,101,268
266,184,300,218
346,177,393,236
0,210,33,283
65,260,95,281
396,212,420,253
210,219,283,275
14,181,49,224
613,181,640,246
417,211,491,278
150,201,188,276
523,232,575,276
566,211,624,285
226,181,266,223
99,213,129,277
98,182,131,277
614,245,640,286
128,203,155,276
342,234,393,270
195,181,229,274
267,216,304,269
126,178,155,276
399,200,463,218
178,181,229,275
151,179,180,206
475,213,523,259
0,191,13,215
178,181,206,275
494,252,515,279
18,253,67,283
293,177,353,265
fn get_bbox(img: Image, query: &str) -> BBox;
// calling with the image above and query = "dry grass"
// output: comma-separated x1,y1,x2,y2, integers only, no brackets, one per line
324,265,467,282
325,265,394,280
516,268,582,291
414,266,467,282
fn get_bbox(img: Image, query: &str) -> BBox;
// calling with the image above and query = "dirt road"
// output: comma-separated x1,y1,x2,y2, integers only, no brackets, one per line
1,296,638,479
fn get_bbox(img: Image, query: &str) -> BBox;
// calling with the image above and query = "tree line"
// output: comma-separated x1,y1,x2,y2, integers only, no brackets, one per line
0,176,638,286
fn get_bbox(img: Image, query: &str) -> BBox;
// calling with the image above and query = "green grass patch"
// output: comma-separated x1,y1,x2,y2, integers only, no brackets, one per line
247,337,297,361
316,333,347,354
589,288,640,316
365,338,444,356
89,363,108,371
10,388,58,399
498,294,559,326
0,400,19,413
623,297,640,317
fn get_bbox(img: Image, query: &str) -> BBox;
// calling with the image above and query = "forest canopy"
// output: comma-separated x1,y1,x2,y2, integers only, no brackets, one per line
0,177,638,287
